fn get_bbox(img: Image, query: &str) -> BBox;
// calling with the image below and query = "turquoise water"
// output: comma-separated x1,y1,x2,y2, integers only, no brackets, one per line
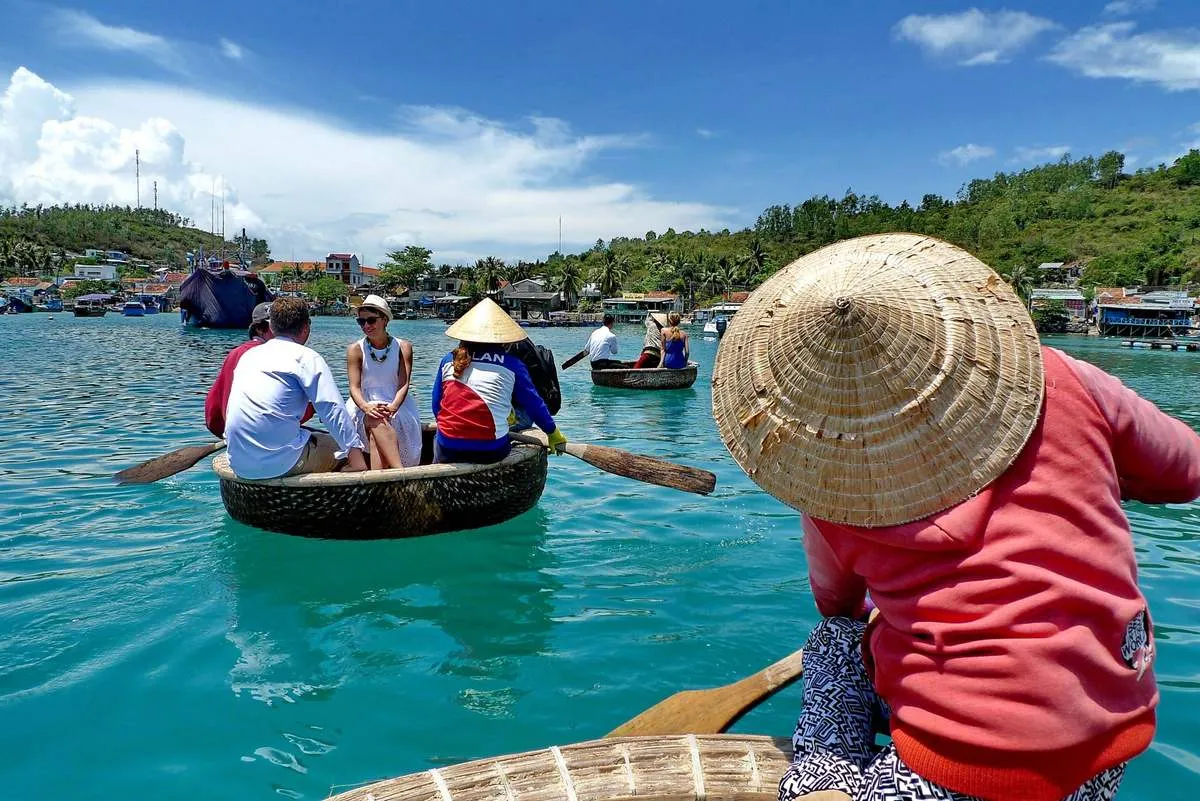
0,315,1196,800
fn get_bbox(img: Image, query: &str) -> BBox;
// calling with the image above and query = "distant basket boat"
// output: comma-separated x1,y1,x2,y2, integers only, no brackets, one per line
591,362,699,390
328,734,792,801
212,426,547,539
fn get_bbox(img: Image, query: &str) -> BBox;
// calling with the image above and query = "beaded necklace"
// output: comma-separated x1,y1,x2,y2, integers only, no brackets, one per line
366,335,392,364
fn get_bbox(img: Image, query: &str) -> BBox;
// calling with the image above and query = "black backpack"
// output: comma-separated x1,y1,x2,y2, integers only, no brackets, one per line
505,340,562,415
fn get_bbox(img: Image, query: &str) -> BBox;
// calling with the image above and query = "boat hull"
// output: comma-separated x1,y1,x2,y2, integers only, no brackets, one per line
328,734,792,801
73,308,107,317
122,305,145,317
591,362,699,390
212,431,548,539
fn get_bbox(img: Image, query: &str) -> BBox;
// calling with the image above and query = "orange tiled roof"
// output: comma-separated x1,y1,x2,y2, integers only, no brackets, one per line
141,283,169,294
2,277,41,287
362,266,380,276
726,291,751,303
645,291,677,299
163,272,189,284
281,281,306,292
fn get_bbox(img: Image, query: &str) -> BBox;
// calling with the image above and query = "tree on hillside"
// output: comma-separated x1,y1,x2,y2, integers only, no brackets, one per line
378,245,433,294
1001,263,1035,307
305,276,346,305
1096,151,1125,189
555,259,584,308
474,256,507,294
1173,149,1200,187
592,251,628,297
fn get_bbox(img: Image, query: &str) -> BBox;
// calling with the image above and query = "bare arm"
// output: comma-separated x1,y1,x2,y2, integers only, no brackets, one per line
682,330,689,360
346,343,370,412
388,340,414,413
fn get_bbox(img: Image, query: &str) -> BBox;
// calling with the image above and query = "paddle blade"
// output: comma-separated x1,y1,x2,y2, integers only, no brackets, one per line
114,442,226,484
568,443,716,495
607,648,804,737
561,349,588,370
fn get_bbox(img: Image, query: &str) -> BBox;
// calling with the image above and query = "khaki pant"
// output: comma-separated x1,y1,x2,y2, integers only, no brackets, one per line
283,432,341,476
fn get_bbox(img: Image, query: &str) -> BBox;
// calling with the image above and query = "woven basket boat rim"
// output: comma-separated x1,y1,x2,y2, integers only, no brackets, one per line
591,362,698,373
212,442,541,486
327,733,793,801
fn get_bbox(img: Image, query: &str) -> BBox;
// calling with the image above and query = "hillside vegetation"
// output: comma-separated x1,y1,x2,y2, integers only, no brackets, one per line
4,149,1199,304
0,204,268,277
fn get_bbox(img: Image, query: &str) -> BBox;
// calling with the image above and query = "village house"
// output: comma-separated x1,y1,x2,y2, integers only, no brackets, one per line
1030,288,1087,320
1098,291,1195,338
602,291,681,323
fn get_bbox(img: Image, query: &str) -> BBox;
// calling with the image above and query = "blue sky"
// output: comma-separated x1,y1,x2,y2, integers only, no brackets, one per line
0,0,1197,263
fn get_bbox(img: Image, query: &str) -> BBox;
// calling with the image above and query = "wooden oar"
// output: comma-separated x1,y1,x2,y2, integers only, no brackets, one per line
607,647,804,737
508,430,716,495
561,349,588,370
114,441,226,485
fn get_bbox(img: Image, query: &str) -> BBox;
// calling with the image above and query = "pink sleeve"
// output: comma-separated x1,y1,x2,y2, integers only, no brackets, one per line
802,515,867,618
1062,351,1200,503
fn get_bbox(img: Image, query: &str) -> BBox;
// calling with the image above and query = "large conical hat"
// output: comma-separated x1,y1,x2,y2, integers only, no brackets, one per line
711,233,1044,527
445,297,528,344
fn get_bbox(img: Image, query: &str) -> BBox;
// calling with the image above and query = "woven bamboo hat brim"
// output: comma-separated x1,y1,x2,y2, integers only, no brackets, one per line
445,297,528,344
712,233,1044,527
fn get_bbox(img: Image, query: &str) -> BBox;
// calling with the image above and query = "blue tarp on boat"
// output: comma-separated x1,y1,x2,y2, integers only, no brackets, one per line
178,268,272,329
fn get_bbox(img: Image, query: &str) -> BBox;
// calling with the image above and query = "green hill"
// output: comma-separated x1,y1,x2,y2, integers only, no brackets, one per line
0,204,269,277
518,148,1200,307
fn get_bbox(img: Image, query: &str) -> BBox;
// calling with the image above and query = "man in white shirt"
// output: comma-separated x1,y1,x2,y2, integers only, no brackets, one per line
225,297,368,479
586,313,621,370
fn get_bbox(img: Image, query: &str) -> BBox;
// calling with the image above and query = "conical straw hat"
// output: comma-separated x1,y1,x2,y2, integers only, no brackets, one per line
712,233,1044,527
445,297,528,344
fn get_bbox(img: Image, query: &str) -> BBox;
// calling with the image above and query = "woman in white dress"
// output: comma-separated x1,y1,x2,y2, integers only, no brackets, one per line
346,295,423,469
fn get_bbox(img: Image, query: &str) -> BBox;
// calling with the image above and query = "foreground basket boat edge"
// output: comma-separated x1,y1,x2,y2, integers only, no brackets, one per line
591,362,699,390
326,734,794,801
213,441,548,539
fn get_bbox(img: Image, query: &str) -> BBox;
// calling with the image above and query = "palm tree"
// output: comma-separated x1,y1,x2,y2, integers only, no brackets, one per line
555,259,584,309
592,252,628,298
474,256,507,294
1002,264,1035,307
0,238,16,279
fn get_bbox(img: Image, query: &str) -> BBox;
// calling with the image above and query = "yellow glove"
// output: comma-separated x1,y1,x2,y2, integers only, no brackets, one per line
507,410,517,427
547,428,568,455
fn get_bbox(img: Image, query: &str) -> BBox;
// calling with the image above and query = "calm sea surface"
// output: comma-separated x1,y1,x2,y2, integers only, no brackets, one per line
0,314,1196,800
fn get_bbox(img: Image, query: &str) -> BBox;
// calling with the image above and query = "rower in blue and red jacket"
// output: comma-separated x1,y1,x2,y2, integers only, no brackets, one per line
432,298,568,464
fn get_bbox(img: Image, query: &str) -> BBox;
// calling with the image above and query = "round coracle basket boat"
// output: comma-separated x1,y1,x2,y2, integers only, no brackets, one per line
213,426,548,539
591,362,699,390
327,734,793,801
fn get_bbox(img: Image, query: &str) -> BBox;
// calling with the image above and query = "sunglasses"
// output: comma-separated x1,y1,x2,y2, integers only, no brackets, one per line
356,316,381,327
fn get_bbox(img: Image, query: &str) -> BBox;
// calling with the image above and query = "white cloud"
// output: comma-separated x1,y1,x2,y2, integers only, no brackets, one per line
937,143,996,166
696,128,716,139
1011,144,1071,163
0,67,730,264
53,10,183,74
1103,0,1156,16
893,8,1057,66
219,38,245,61
1048,22,1200,91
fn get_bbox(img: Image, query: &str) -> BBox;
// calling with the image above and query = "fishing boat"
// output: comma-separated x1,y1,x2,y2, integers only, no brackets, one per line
702,316,728,338
72,295,111,317
178,250,271,329
138,294,160,314
122,301,146,317
591,361,699,390
212,426,548,538
328,734,791,801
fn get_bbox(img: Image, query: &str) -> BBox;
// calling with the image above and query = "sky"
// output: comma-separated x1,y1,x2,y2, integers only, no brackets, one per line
0,0,1197,265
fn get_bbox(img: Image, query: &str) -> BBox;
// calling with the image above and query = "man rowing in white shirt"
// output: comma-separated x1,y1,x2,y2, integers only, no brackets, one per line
225,297,369,478
585,313,621,370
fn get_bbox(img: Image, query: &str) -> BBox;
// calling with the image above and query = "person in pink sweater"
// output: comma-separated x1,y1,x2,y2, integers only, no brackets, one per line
711,234,1200,801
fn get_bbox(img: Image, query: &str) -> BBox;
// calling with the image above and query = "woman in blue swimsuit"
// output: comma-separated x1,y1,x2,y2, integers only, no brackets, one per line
658,312,690,369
